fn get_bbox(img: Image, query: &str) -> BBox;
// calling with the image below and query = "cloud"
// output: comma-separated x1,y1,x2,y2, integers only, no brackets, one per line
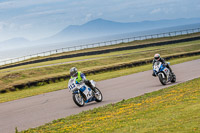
85,13,93,22
150,8,161,14
0,0,65,9
0,22,13,32
0,21,32,33
14,9,66,19
0,0,200,42
0,22,5,32
129,14,135,19
20,24,32,30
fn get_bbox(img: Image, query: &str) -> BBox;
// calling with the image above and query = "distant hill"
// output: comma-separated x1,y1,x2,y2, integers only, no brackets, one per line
1,18,200,61
43,17,200,43
1,17,200,50
0,37,30,50
82,22,200,44
46,22,200,49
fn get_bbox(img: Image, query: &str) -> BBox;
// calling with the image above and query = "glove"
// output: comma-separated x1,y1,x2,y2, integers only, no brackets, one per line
83,78,89,83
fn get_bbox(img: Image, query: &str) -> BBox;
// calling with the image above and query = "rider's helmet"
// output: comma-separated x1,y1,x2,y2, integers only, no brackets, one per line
154,53,160,61
70,67,78,77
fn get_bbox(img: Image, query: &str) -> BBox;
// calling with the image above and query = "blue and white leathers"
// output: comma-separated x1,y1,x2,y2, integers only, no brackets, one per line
68,77,103,107
153,61,176,85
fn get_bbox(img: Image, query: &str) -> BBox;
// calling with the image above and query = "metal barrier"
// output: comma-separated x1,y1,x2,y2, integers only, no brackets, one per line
1,28,200,66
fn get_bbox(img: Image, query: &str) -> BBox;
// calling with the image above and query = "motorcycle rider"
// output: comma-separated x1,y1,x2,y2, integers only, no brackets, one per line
70,67,96,92
152,54,174,77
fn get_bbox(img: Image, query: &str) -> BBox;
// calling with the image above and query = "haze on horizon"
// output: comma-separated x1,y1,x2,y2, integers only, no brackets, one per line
0,0,200,42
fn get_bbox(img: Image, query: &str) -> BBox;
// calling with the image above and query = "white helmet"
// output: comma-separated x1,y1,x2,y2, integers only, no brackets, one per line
70,67,78,77
154,53,160,60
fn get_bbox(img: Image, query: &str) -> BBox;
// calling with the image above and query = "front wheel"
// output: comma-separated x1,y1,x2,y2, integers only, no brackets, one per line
73,93,85,107
94,87,103,102
158,73,167,85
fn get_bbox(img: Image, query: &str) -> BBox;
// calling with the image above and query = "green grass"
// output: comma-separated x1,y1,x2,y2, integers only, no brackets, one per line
0,40,200,91
1,39,200,73
1,55,200,103
3,32,200,70
21,76,200,133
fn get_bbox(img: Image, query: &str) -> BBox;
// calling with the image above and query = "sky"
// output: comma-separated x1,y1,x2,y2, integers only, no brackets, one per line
0,0,200,42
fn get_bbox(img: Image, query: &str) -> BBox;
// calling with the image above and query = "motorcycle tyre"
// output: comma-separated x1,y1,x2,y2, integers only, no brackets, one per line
94,87,103,102
171,74,176,83
73,93,85,107
158,73,167,85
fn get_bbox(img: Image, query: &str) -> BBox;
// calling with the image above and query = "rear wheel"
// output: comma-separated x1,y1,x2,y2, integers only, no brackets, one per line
94,87,103,102
73,93,85,107
171,73,176,83
158,73,167,85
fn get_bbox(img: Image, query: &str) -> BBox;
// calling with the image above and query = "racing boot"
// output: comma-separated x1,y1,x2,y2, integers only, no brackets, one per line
171,72,175,77
166,64,175,76
84,79,97,93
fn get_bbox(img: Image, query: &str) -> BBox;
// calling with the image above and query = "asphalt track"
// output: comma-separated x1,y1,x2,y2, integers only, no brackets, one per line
0,59,200,133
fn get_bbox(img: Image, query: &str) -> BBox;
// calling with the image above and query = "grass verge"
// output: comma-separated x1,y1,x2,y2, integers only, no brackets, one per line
1,39,200,73
2,32,200,69
0,55,200,103
21,77,200,133
0,40,200,91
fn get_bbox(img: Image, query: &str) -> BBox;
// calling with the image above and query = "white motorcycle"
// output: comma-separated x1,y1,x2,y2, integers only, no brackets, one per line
68,78,103,107
153,61,176,85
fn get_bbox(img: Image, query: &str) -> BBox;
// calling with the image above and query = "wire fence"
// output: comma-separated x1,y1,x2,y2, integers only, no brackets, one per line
1,28,200,66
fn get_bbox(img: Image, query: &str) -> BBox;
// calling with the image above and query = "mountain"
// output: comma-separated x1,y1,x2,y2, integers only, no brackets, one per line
43,17,200,43
1,18,200,61
2,17,200,50
0,37,30,50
